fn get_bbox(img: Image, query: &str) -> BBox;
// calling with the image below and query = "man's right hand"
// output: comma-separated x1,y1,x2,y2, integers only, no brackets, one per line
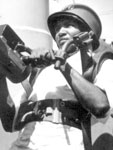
22,47,56,68
54,39,78,69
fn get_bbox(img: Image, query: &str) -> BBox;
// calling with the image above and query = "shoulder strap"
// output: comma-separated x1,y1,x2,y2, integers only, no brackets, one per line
12,67,43,131
81,114,92,150
83,40,113,83
21,68,42,99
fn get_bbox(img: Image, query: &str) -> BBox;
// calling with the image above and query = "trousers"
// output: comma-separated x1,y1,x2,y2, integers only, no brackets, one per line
10,121,84,150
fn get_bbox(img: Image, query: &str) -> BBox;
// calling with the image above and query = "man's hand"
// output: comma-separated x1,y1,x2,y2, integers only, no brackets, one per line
54,39,77,69
22,47,56,68
15,44,54,68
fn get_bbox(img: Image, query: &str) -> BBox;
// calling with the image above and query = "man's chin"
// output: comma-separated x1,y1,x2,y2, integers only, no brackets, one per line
59,42,66,49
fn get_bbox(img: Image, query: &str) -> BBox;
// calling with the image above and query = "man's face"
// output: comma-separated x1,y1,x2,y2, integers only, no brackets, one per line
55,20,81,49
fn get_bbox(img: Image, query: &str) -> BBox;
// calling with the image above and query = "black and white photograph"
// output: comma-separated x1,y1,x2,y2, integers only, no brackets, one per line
0,0,113,150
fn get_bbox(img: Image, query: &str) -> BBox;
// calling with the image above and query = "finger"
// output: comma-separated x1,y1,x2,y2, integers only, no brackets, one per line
49,49,56,60
54,60,61,69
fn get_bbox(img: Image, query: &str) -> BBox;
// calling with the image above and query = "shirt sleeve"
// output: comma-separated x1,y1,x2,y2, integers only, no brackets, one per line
94,59,113,107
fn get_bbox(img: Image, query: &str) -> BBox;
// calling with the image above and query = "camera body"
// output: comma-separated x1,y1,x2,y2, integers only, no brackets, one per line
0,24,30,83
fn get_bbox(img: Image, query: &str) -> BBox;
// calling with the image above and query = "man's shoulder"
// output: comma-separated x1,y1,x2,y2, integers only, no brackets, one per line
93,39,113,63
91,40,113,81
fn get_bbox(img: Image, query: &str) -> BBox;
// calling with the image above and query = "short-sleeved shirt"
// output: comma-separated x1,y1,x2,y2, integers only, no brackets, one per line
92,59,113,146
10,52,84,150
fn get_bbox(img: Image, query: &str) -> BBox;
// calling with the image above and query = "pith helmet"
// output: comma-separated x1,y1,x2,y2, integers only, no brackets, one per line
48,4,102,50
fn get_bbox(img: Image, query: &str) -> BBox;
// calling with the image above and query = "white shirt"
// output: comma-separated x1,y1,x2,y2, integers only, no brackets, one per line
29,51,82,100
92,59,113,145
10,51,84,150
10,54,113,150
94,59,113,107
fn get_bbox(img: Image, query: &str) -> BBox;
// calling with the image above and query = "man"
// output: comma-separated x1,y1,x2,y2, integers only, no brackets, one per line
9,3,113,150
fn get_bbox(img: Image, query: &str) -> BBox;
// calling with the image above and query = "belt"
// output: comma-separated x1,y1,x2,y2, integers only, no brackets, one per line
34,99,80,124
14,99,86,131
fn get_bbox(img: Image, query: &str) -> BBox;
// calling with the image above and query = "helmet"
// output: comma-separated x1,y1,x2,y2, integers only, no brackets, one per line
48,4,102,50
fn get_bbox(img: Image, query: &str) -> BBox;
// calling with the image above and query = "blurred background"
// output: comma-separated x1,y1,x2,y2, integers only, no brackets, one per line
0,0,113,150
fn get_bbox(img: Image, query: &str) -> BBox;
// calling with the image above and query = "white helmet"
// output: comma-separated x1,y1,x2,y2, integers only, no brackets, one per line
48,4,102,50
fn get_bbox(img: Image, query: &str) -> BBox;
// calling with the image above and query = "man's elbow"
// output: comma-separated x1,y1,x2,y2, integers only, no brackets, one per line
93,103,110,118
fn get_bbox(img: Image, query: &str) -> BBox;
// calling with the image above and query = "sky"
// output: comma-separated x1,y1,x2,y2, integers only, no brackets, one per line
0,0,113,150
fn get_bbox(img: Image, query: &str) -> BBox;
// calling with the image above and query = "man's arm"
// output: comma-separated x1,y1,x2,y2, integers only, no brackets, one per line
58,62,110,118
